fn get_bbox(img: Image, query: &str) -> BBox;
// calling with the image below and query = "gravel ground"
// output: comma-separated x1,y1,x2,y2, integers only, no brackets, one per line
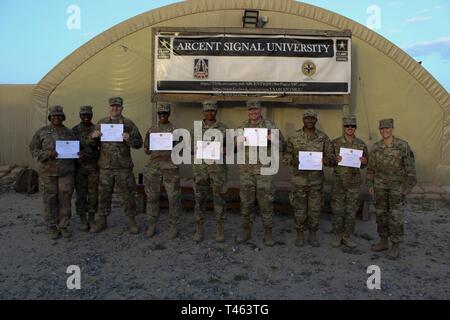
0,189,449,300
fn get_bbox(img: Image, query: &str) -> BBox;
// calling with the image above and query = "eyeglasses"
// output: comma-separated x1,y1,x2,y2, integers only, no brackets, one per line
344,125,357,128
158,112,169,116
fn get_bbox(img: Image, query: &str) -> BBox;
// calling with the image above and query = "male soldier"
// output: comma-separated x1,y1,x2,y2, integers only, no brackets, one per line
29,106,75,239
330,116,368,248
237,99,286,246
90,97,143,234
283,109,333,247
367,119,416,259
72,106,100,231
191,100,228,243
144,102,182,240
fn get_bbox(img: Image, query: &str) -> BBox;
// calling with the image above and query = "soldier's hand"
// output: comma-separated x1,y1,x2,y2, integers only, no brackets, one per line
360,156,368,165
50,150,57,160
144,149,151,155
78,152,86,162
368,188,375,199
291,158,299,167
337,155,343,163
90,130,102,139
267,133,272,141
122,133,130,141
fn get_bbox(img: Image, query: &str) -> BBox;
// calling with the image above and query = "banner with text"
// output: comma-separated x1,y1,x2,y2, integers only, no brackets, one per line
154,34,351,95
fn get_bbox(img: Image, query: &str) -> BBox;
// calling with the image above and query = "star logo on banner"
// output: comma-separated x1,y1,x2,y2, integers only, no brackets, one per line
160,39,170,49
336,40,348,51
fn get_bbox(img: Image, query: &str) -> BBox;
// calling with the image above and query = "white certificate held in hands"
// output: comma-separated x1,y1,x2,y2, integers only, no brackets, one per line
196,141,221,160
339,147,363,168
100,124,124,142
298,151,323,171
244,128,268,147
149,132,173,151
56,140,79,159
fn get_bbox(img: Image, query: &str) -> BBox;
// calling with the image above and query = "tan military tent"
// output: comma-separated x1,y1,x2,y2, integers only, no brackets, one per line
1,0,449,185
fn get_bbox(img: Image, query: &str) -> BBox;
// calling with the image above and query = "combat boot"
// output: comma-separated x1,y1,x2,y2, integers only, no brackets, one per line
308,229,320,247
387,242,400,259
193,222,204,243
87,213,96,229
60,228,72,239
331,233,343,248
237,224,252,243
342,234,357,248
78,215,89,232
90,216,107,233
295,229,305,247
146,223,156,238
215,222,225,243
371,237,389,252
48,226,61,240
167,225,178,240
127,216,140,234
263,227,275,247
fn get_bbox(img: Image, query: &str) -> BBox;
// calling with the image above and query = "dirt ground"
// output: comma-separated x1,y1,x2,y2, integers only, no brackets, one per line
0,188,449,300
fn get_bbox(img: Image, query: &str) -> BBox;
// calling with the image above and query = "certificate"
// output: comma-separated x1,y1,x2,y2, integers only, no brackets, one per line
100,124,123,142
339,147,363,168
244,128,268,147
56,140,79,159
196,141,221,160
149,132,173,151
298,151,323,171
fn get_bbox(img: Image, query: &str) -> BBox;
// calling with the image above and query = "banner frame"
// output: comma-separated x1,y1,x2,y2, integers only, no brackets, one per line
151,27,352,105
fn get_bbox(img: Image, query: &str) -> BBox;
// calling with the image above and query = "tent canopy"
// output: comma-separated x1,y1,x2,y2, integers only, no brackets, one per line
26,0,449,184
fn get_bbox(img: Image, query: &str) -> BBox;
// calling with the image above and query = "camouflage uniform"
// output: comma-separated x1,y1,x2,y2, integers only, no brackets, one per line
29,106,75,234
143,103,182,232
96,98,143,221
331,117,368,242
238,101,286,233
367,119,417,245
191,103,228,226
72,106,99,225
283,110,333,245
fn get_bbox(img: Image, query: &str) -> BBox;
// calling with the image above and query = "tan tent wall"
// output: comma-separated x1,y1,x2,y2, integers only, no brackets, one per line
0,85,41,166
32,0,449,184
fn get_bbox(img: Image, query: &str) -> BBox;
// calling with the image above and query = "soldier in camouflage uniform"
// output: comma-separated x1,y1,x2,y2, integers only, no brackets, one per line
90,97,143,234
72,106,100,231
191,100,228,243
367,119,417,259
330,116,368,248
29,106,75,239
283,109,333,247
237,100,286,246
143,102,182,240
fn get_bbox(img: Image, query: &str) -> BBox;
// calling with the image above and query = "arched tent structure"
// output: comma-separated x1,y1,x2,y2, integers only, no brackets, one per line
30,0,450,184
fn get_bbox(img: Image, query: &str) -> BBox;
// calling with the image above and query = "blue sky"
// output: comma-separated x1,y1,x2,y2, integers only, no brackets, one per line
0,0,448,91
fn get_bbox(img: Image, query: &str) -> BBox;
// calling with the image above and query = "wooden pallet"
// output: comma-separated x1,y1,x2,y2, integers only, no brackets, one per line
135,180,372,219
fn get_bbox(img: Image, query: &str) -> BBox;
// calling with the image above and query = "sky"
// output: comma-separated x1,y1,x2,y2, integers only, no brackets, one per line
0,0,448,91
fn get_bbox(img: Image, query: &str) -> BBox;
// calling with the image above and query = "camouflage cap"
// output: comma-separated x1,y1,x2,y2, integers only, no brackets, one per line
109,97,123,107
379,118,394,129
303,109,317,119
343,115,357,126
246,99,261,109
79,106,93,114
157,102,171,113
49,105,65,116
203,100,218,111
